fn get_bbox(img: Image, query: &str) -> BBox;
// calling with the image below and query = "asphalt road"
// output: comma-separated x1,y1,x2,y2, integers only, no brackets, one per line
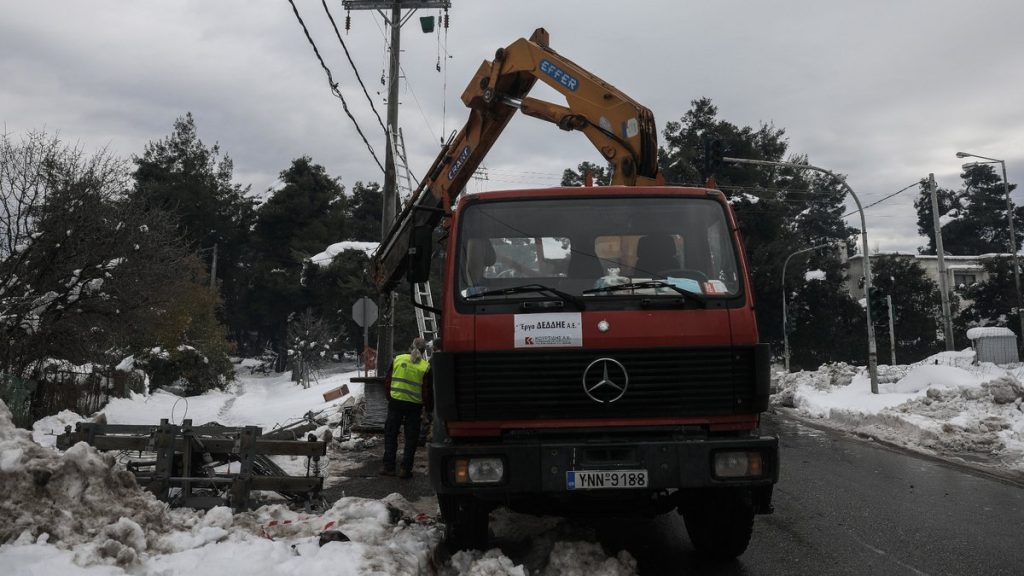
325,413,1024,575
584,413,1024,575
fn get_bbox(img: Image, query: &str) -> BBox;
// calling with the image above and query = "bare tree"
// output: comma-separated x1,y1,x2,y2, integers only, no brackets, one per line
0,130,217,381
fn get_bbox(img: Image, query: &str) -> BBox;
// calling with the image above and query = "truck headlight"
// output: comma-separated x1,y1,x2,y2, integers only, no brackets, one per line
713,451,764,479
454,457,504,484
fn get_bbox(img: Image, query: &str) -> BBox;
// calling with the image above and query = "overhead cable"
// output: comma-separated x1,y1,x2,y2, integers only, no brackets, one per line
286,0,385,174
320,0,386,133
842,180,922,218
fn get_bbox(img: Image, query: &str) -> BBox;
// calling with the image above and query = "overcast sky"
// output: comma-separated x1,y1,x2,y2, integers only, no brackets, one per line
3,1,1023,254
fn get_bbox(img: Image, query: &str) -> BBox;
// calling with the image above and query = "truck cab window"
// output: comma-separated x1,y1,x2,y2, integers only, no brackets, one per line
458,196,742,300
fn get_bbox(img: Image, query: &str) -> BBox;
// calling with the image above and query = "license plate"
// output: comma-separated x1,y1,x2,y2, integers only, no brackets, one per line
566,469,648,490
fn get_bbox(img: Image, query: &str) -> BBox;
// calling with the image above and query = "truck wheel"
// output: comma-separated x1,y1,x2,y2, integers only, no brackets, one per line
681,489,755,559
438,495,489,551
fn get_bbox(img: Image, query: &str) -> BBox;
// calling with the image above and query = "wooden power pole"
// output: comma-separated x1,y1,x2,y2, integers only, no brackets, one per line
342,1,451,373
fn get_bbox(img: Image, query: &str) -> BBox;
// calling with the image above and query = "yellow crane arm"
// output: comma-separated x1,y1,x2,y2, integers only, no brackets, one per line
371,28,663,291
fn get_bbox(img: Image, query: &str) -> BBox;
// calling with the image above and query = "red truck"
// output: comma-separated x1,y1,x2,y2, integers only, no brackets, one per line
371,29,777,557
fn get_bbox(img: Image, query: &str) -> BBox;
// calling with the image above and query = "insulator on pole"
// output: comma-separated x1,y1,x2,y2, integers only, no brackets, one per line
345,12,351,32
444,9,449,29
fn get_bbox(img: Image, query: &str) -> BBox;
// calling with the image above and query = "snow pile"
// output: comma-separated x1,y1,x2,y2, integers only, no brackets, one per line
773,351,1024,473
31,409,86,448
0,399,191,566
3,494,443,575
438,510,637,576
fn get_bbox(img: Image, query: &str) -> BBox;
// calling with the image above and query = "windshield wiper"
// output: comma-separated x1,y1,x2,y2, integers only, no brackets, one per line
582,280,708,307
465,283,585,309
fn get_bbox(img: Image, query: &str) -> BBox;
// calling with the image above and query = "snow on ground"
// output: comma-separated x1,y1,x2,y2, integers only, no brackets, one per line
773,350,1024,474
101,363,366,431
11,346,1024,574
6,363,637,575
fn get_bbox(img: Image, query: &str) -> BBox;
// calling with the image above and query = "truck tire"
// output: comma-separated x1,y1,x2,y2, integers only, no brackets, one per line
681,489,755,558
438,495,489,551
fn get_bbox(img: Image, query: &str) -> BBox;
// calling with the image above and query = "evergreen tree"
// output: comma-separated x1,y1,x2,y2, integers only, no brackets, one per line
132,113,256,341
561,161,611,186
787,267,866,370
913,179,956,255
868,255,945,363
915,164,1022,255
248,157,347,366
659,98,858,359
346,181,384,241
956,257,1021,340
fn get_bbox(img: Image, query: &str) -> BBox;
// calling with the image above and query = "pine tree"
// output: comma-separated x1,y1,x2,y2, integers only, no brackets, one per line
956,257,1021,340
915,164,1021,255
787,267,866,370
248,157,347,367
346,181,384,241
868,255,945,362
132,113,255,342
659,98,858,359
561,161,611,186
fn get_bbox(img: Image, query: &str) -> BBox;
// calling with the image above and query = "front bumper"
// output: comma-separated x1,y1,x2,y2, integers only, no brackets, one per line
429,434,778,501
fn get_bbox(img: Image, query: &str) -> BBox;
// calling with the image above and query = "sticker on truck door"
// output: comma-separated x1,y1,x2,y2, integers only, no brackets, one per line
514,313,582,348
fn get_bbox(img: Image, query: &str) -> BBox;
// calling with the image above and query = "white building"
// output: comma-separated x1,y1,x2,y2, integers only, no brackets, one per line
844,253,1003,307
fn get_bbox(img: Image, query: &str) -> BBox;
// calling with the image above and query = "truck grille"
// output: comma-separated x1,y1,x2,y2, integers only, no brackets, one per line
451,348,756,421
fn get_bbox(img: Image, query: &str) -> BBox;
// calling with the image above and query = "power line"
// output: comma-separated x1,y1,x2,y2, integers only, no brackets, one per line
369,14,441,144
286,0,385,174
320,0,386,133
842,180,922,218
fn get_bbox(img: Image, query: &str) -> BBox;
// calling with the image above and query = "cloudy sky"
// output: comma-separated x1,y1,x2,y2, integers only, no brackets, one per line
3,1,1022,253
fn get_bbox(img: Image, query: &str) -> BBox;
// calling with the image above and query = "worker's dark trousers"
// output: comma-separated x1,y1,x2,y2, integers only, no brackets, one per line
383,399,423,472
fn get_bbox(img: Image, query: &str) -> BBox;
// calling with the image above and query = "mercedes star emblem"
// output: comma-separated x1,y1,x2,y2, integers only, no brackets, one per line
582,358,629,403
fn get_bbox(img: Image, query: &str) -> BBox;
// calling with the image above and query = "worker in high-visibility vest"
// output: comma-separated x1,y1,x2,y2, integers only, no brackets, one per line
380,337,432,478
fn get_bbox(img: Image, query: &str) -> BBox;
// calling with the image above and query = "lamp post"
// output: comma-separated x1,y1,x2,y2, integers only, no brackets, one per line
724,157,879,393
782,242,839,372
956,151,1024,348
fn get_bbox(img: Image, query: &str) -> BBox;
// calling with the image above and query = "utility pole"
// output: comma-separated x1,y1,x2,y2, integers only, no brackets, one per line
343,1,451,373
886,294,896,365
929,173,955,351
209,242,218,293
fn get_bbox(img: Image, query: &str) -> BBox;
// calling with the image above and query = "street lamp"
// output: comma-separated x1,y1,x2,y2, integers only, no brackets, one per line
724,157,879,393
955,151,1024,349
782,242,839,373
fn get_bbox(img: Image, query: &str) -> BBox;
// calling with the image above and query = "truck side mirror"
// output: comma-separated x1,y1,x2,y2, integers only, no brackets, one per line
407,225,433,283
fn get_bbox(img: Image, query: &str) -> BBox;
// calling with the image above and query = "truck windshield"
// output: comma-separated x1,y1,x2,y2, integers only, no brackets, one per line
457,196,741,300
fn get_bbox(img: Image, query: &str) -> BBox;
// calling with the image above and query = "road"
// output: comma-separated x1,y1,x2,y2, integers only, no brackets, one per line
326,412,1024,575
583,413,1024,575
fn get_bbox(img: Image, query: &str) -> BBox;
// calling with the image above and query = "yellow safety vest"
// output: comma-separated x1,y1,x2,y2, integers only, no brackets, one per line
390,353,429,404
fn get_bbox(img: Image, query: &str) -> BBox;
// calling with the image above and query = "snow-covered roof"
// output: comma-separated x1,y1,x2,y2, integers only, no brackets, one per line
309,241,380,266
965,326,1015,340
805,269,826,282
847,252,1017,262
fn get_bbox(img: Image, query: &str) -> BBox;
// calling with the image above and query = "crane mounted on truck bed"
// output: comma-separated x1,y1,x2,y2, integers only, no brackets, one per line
370,27,663,292
369,28,777,558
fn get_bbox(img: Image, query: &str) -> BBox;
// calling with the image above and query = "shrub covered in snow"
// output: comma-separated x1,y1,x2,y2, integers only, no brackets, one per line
134,345,232,395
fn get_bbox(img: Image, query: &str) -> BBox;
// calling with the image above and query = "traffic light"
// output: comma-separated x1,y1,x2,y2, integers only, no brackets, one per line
868,287,888,320
703,138,725,177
